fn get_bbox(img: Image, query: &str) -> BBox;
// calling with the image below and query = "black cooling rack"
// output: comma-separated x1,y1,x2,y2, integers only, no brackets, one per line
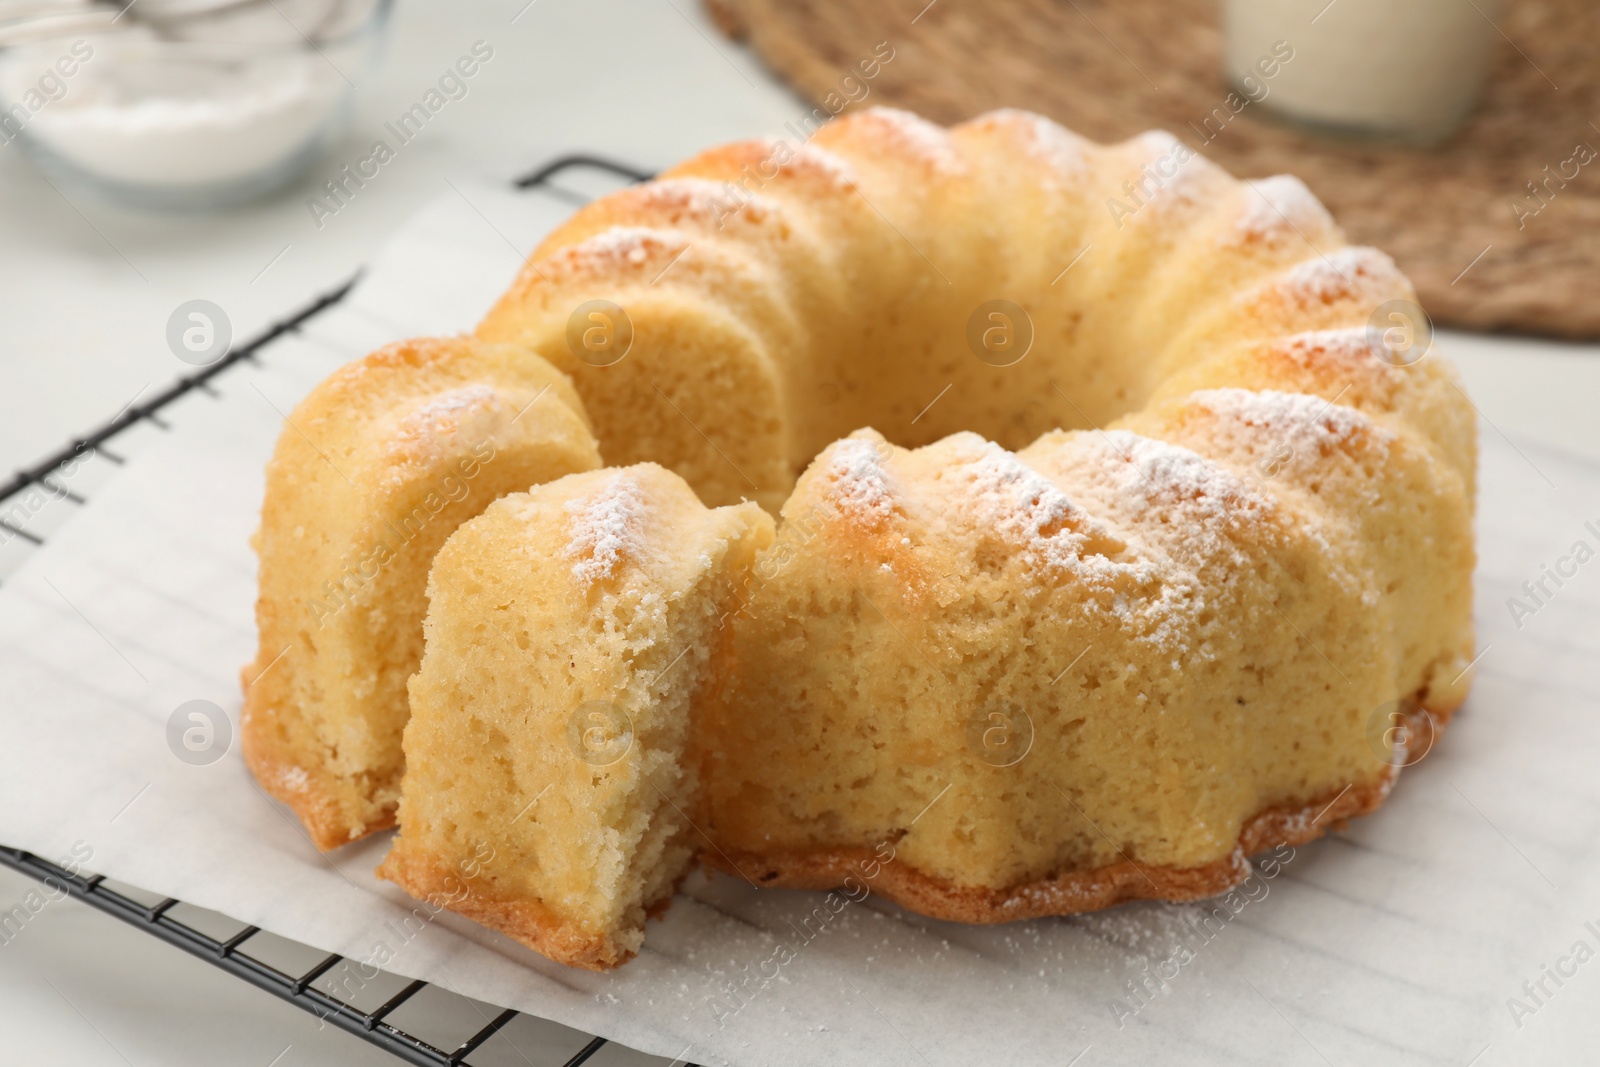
0,154,690,1067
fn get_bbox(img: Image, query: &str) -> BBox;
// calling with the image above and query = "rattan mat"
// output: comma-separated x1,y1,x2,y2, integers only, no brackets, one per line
708,0,1599,339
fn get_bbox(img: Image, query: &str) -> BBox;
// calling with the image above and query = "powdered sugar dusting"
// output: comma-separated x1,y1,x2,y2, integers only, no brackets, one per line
273,763,310,794
645,177,772,225
1119,130,1214,216
856,106,962,168
1131,129,1185,158
398,384,497,431
1231,175,1333,244
1062,428,1273,598
565,226,681,268
1275,246,1398,306
785,142,860,187
1089,430,1267,525
386,385,506,469
1188,387,1379,456
823,434,897,519
978,108,1090,180
1276,327,1380,369
1076,899,1216,962
937,433,1105,572
565,471,649,584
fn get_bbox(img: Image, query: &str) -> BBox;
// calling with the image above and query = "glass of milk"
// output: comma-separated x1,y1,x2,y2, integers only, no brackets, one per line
1224,0,1502,145
0,0,391,208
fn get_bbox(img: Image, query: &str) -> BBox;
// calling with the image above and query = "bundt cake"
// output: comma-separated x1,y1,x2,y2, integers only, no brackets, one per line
242,337,601,849
242,107,1476,969
377,465,772,969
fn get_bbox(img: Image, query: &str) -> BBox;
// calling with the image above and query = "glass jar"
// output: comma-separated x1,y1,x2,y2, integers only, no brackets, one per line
1224,0,1502,145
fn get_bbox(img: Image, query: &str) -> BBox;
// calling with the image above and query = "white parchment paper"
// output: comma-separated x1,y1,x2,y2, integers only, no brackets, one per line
3,178,1599,1067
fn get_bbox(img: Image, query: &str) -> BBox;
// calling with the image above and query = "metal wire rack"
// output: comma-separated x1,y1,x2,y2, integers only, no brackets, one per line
0,154,689,1067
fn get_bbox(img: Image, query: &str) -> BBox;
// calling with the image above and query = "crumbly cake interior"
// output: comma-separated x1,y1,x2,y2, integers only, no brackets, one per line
378,465,773,968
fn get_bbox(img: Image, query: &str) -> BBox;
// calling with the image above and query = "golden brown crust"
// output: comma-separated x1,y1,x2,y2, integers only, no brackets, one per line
705,781,1374,922
704,696,1461,924
376,849,641,972
239,336,600,852
378,826,703,971
375,699,1466,971
239,668,395,852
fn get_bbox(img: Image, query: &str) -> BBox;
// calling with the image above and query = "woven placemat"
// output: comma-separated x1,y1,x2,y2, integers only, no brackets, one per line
707,0,1599,339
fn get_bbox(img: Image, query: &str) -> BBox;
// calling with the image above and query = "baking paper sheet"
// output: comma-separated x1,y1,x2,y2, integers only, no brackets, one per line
3,177,1599,1067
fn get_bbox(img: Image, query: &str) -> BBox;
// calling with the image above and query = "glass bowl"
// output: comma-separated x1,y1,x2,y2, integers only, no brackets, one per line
0,0,392,208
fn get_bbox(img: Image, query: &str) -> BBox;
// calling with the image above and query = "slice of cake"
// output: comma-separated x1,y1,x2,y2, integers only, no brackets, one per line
378,464,773,970
242,337,602,850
